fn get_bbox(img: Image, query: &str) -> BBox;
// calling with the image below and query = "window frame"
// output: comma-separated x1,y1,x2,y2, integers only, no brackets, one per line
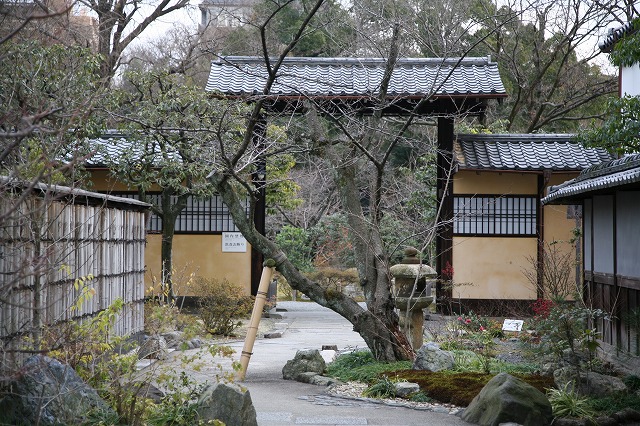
453,194,538,237
108,192,248,234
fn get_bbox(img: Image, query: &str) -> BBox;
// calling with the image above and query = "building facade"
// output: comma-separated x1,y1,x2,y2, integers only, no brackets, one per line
449,133,613,314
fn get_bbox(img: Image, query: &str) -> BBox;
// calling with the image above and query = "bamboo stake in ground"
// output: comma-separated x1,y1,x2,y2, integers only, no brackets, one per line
238,259,276,381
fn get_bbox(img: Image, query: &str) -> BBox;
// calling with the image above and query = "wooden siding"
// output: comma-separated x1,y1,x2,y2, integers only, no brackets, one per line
584,192,640,356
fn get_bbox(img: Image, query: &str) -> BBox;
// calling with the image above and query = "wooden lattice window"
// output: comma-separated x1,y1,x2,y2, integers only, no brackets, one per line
453,195,537,236
111,193,247,234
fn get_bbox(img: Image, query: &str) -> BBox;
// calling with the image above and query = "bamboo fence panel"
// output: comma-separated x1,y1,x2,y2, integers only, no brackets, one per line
1,186,149,372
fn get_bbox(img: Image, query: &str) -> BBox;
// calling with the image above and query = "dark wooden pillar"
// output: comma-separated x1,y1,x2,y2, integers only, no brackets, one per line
436,116,454,313
250,117,267,296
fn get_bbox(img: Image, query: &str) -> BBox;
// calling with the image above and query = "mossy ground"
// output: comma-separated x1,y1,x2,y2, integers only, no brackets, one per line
390,370,555,406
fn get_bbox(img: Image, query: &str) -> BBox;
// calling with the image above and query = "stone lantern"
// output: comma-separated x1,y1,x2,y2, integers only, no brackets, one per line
389,247,436,350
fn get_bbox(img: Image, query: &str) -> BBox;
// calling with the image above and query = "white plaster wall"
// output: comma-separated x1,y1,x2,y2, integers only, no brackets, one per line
621,64,640,97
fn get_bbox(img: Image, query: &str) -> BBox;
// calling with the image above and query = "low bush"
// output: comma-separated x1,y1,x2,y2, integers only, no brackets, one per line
363,376,396,398
192,277,253,336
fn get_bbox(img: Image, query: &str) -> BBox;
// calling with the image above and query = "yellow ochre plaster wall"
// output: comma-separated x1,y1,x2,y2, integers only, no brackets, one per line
451,170,579,301
145,234,252,296
452,236,538,299
88,171,253,296
454,170,538,195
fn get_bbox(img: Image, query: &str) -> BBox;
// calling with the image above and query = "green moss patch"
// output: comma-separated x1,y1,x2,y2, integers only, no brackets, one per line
391,370,555,406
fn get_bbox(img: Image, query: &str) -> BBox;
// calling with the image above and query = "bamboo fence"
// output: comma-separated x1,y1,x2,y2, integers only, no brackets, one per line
0,179,150,371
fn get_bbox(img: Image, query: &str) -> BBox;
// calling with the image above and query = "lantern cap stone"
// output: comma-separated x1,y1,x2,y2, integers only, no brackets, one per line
389,263,436,278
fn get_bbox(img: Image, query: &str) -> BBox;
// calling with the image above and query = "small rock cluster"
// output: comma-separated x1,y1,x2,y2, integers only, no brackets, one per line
282,349,340,386
136,331,203,360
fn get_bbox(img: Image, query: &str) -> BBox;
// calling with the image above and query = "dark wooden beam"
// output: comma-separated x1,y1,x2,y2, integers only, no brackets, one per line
436,116,454,314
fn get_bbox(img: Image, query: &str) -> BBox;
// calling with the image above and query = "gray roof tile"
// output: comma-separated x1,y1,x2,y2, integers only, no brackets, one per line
205,56,507,98
543,154,640,204
599,21,637,53
455,133,614,171
85,132,181,167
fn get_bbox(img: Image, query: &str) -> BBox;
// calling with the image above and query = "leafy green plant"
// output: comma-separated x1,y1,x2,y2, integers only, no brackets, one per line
472,331,497,374
363,376,397,398
192,277,253,336
144,371,205,426
586,392,640,416
46,298,124,371
275,225,313,272
409,391,432,402
530,302,604,369
547,383,596,421
326,350,411,383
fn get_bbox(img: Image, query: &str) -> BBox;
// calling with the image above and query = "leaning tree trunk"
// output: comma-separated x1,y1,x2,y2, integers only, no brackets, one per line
210,173,413,362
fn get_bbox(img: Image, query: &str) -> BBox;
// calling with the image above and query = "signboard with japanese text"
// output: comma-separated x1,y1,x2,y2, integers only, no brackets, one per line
222,232,247,252
502,319,524,332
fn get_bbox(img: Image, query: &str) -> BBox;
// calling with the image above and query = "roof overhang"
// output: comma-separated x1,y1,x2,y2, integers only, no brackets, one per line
454,133,614,172
205,56,507,116
542,154,640,204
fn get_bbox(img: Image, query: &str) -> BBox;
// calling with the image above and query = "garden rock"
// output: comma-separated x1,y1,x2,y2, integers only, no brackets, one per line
394,382,420,398
138,334,169,360
296,372,340,386
612,407,640,423
197,382,257,426
161,330,184,348
412,342,454,372
282,349,326,381
124,381,166,404
461,372,553,426
0,355,114,426
554,367,627,398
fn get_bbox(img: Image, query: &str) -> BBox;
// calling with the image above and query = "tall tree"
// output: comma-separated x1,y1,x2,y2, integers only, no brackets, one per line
102,69,247,300
203,0,488,361
78,0,190,80
464,0,617,132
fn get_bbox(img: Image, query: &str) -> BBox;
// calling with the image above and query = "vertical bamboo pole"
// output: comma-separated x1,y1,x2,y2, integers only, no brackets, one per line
238,259,276,381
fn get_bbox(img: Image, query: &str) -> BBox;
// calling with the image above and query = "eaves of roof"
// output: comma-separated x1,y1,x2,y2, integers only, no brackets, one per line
0,175,151,210
542,154,640,204
454,133,614,172
205,56,507,100
599,21,638,53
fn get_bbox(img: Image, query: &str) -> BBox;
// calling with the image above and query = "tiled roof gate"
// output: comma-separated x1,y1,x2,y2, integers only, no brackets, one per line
206,56,507,309
206,56,507,115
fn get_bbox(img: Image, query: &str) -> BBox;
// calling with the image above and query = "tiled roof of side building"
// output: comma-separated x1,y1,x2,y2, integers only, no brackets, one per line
84,132,183,167
542,154,640,204
205,56,507,98
455,133,614,171
599,21,638,53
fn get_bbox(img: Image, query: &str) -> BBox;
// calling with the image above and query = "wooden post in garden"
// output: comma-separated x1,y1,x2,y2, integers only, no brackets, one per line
238,259,276,381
